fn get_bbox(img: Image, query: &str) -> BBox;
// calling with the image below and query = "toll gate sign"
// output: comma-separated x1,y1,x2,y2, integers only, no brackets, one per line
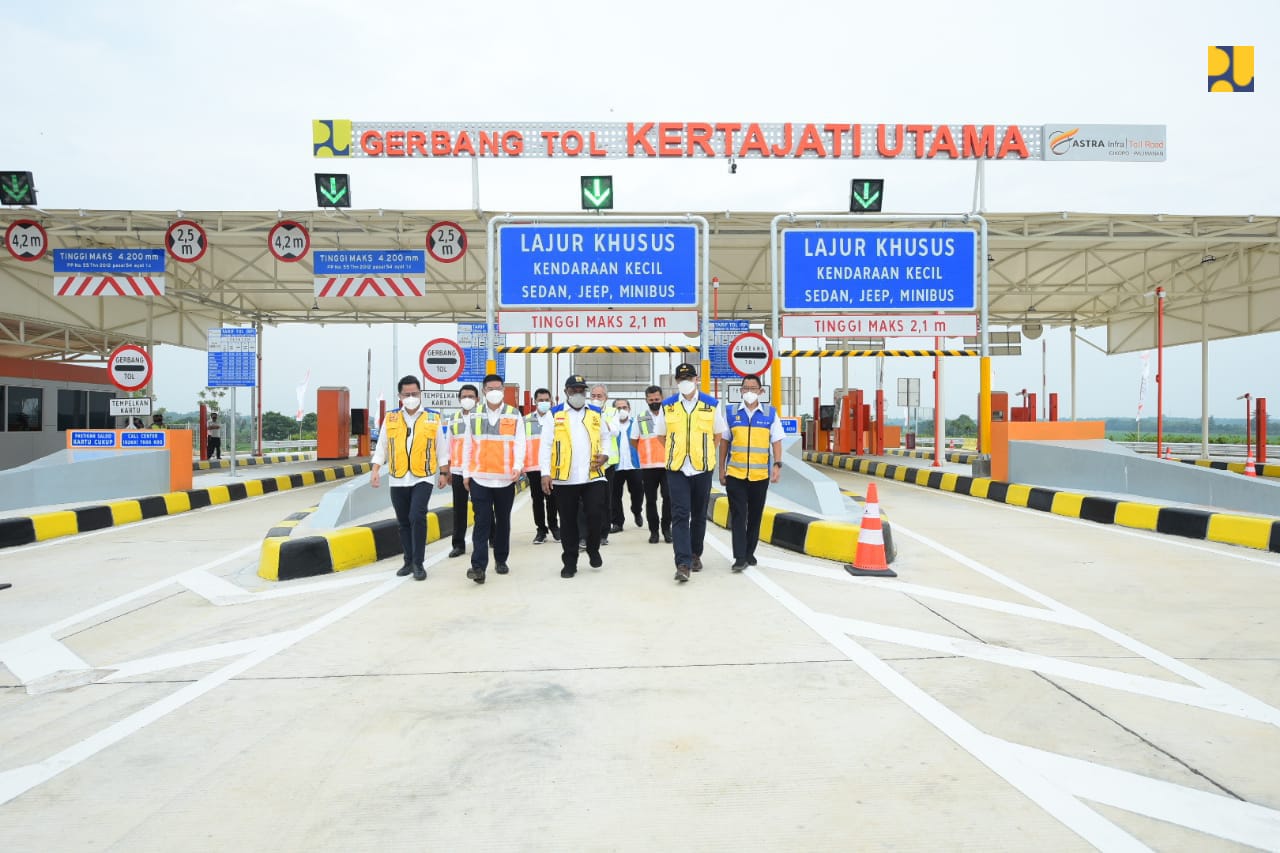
727,332,774,378
419,338,465,385
107,344,153,393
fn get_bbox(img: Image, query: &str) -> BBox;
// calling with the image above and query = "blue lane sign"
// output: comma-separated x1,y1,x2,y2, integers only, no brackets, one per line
70,430,118,448
782,229,976,311
457,322,506,384
121,431,166,448
53,249,165,274
780,417,800,435
207,327,258,388
313,250,426,276
707,319,748,381
498,224,698,307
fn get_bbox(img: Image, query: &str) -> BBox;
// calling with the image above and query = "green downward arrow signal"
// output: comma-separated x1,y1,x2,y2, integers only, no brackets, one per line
583,178,612,207
319,177,348,205
2,175,30,203
852,181,881,210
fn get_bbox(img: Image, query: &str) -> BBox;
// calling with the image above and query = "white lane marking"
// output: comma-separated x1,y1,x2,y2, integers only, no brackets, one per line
816,614,1271,722
0,567,414,808
891,522,1280,729
700,534,1150,851
99,633,292,681
177,569,256,604
208,569,390,604
1004,742,1280,850
756,556,1089,629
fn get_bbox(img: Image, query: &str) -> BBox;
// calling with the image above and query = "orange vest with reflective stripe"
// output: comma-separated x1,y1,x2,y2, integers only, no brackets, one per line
470,404,522,477
524,412,545,472
448,413,468,467
635,409,665,469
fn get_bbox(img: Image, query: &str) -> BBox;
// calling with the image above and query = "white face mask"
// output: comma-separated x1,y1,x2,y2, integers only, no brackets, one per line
401,395,420,411
590,397,604,407
741,391,759,406
617,410,630,421
678,380,696,396
536,400,551,414
460,397,476,411
485,389,505,405
567,393,587,409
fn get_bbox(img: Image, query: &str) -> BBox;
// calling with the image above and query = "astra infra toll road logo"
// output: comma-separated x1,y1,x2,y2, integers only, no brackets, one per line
1209,46,1254,92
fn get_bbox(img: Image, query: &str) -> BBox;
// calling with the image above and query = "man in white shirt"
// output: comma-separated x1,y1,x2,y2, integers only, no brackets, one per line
653,362,729,583
717,373,786,572
524,387,559,544
610,399,645,530
370,375,452,581
539,374,609,578
460,373,526,584
206,411,223,460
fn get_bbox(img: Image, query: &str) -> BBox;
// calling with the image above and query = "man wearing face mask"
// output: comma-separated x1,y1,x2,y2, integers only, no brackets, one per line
717,374,785,572
540,375,608,578
370,375,451,581
460,374,526,584
654,363,728,583
635,385,671,544
445,384,479,559
524,387,559,545
610,399,645,532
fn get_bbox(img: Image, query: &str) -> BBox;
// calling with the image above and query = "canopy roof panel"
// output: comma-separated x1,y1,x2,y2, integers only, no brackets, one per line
1,209,1276,358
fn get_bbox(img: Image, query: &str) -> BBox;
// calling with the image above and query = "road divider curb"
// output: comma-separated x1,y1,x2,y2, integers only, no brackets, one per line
1177,457,1279,479
884,448,977,464
804,450,1280,554
707,490,896,566
194,452,317,471
0,463,371,550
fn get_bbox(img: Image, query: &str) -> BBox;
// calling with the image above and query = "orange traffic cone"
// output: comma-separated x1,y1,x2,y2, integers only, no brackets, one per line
1244,453,1257,478
846,483,897,577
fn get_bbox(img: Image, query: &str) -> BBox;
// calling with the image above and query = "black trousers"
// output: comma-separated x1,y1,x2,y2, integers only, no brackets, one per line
389,481,433,567
526,470,558,533
640,467,671,534
450,473,470,550
469,482,514,571
555,480,606,570
668,470,713,568
610,467,643,526
579,464,616,539
725,476,770,563
207,436,221,459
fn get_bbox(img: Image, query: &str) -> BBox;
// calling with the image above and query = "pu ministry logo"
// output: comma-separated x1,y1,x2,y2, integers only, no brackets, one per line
1208,46,1254,92
313,120,352,157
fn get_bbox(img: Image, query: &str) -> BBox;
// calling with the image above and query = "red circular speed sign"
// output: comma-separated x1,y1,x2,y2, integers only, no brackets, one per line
727,332,774,378
419,338,465,385
107,344,153,393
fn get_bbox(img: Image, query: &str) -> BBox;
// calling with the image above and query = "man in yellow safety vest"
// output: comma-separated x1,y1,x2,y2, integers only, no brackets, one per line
717,373,785,572
539,374,609,578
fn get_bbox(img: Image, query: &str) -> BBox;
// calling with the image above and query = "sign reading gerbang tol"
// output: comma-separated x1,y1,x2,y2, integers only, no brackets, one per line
313,120,1165,162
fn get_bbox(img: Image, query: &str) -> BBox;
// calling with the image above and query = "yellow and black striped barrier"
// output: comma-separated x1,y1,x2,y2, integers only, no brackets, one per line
0,463,370,550
706,490,896,565
194,452,315,471
497,345,700,354
780,349,978,358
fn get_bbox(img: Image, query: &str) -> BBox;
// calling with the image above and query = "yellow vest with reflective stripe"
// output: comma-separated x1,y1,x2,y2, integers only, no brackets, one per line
726,404,775,481
550,406,604,482
664,393,718,473
383,409,442,478
602,403,619,466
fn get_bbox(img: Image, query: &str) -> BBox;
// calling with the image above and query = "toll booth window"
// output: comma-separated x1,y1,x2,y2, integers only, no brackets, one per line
7,386,42,432
57,389,88,431
88,391,113,429
819,405,835,431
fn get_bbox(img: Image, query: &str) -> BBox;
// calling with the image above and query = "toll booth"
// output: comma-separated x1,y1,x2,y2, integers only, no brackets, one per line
1011,393,1038,423
806,398,834,453
351,407,369,456
317,387,351,460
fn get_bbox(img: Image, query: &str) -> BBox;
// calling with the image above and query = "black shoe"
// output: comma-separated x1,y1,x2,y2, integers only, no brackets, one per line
663,532,673,544
579,540,587,552
466,567,486,584
413,565,427,581
561,567,576,578
589,552,603,568
691,555,703,572
448,547,466,559
648,531,659,544
601,537,610,546
396,564,414,577
731,561,748,573
550,527,561,541
674,565,690,583
533,531,547,545
609,524,624,534
634,511,644,528
495,562,509,575
747,556,757,566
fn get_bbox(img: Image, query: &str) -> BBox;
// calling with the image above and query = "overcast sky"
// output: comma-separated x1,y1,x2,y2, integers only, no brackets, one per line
7,1,1277,422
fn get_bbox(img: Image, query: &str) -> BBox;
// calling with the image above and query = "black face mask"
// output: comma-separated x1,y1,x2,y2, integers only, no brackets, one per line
648,401,661,413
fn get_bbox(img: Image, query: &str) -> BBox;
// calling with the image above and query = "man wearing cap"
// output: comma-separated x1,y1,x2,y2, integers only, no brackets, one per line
654,362,728,583
717,373,785,572
460,373,526,585
540,375,608,578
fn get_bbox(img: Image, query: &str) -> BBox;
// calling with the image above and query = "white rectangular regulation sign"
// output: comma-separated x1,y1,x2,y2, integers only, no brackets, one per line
498,310,699,334
109,398,152,417
782,314,977,338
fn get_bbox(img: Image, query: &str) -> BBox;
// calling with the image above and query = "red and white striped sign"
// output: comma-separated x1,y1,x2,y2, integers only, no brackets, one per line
55,275,165,296
313,276,425,298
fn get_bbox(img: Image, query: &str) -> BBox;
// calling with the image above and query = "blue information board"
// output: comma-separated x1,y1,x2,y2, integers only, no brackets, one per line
121,431,166,448
457,322,506,384
70,430,118,448
53,249,165,274
780,418,799,435
498,224,698,307
207,328,258,388
782,229,976,311
313,250,426,275
708,319,748,381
